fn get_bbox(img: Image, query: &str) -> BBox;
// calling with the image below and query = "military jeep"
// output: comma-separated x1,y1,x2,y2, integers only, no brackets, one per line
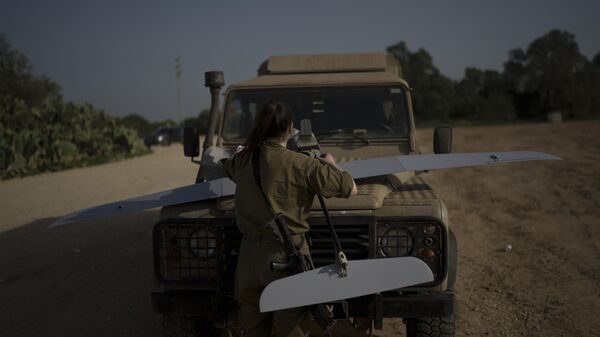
151,53,457,337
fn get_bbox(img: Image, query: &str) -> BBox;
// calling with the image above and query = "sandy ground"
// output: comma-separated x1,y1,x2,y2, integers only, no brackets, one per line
1,121,599,337
0,145,198,232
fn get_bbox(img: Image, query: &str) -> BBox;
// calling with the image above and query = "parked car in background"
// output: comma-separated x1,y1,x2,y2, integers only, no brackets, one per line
144,127,182,146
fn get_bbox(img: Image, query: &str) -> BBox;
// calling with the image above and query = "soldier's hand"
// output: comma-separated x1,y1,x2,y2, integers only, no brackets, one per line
319,153,336,165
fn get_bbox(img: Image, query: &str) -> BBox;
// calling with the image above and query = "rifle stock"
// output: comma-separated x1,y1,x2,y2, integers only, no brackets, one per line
268,214,335,334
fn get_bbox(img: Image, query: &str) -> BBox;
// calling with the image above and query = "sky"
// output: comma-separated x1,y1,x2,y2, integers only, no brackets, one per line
1,0,599,121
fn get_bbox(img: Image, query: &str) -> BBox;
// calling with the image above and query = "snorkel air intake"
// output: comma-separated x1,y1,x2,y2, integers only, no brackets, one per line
203,71,225,152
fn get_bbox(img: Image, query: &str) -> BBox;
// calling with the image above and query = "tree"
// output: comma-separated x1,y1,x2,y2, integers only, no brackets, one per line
119,113,154,137
180,108,210,134
569,58,600,118
503,30,588,118
453,68,515,120
387,42,515,122
593,52,600,68
387,42,454,121
0,34,62,106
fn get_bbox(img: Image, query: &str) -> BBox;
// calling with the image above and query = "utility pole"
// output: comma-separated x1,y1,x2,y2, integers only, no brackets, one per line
175,57,182,125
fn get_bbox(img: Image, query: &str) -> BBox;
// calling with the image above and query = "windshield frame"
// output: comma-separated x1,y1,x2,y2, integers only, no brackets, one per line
220,84,412,144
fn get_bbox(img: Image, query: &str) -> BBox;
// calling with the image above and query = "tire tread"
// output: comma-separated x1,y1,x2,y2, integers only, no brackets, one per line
406,315,455,337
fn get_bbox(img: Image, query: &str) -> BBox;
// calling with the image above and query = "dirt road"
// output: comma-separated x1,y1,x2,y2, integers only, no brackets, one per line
412,121,600,337
0,145,198,337
1,121,599,337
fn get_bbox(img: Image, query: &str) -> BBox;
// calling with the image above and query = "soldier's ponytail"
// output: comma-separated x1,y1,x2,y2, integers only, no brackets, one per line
243,100,293,153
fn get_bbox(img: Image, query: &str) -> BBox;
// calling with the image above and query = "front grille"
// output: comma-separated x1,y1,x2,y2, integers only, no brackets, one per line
153,217,372,285
154,216,446,287
153,218,239,287
308,219,371,267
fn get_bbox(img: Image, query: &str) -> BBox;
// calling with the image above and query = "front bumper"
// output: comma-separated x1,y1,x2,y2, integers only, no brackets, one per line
151,290,454,319
347,292,454,318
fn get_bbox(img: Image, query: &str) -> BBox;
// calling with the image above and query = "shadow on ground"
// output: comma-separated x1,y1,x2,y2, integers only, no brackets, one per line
0,212,163,337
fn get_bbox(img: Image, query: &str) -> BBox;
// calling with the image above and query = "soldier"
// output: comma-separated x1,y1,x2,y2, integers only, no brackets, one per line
224,100,357,337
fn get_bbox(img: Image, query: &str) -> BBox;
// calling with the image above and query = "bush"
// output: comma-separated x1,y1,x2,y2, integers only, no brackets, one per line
0,96,149,179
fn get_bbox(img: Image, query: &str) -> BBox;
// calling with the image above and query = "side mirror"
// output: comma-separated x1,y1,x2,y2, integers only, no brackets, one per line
433,127,452,154
183,127,200,158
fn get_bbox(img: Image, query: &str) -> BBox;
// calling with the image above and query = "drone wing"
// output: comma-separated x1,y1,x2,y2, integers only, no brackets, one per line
259,256,434,312
340,151,561,179
49,177,236,227
50,151,559,227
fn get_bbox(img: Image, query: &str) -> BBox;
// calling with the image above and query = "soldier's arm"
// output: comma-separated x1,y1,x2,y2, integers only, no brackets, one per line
319,153,357,196
305,155,356,198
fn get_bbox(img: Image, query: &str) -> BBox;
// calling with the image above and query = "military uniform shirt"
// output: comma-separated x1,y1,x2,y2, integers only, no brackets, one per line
225,139,354,234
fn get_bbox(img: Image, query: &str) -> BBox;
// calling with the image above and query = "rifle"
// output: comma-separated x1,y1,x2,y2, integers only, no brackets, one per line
292,119,349,276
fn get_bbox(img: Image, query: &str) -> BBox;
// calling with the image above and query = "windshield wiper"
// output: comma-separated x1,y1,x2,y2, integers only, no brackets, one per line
318,128,370,145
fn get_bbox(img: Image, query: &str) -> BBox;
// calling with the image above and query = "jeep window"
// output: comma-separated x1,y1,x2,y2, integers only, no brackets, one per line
222,86,410,141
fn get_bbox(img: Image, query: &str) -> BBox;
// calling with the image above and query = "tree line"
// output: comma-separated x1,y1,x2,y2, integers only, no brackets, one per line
387,29,600,122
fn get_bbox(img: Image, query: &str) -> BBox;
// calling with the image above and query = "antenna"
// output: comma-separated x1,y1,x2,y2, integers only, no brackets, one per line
175,57,182,125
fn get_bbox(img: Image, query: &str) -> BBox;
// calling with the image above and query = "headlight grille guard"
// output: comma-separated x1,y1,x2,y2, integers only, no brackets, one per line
153,216,448,288
152,217,237,288
376,216,448,286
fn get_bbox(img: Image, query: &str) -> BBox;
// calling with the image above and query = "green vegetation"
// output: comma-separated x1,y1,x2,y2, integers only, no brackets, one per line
0,34,148,179
117,113,179,139
118,113,159,138
387,30,600,124
180,108,210,134
118,108,210,140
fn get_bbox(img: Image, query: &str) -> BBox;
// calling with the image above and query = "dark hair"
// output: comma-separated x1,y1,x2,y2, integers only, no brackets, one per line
243,100,293,153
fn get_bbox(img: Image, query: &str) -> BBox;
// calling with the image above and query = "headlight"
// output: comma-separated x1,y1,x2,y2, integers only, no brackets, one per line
189,229,217,258
379,225,414,257
378,221,446,283
156,224,218,283
158,135,164,141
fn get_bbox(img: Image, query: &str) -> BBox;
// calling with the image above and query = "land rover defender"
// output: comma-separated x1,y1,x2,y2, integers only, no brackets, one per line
151,53,456,337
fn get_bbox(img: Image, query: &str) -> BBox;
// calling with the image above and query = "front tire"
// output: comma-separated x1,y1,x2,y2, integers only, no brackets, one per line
405,315,455,337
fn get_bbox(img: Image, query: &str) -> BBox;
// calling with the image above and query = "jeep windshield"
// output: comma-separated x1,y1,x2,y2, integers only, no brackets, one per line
222,86,410,142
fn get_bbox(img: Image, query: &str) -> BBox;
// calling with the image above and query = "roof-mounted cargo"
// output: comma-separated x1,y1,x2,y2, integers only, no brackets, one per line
257,53,402,77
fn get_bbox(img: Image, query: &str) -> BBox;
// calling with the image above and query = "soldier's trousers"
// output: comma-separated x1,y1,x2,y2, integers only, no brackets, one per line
236,235,310,337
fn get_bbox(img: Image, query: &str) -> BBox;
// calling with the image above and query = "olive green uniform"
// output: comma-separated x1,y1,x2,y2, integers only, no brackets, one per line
225,140,354,337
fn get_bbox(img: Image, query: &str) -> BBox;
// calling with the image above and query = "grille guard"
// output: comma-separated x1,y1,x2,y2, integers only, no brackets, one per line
152,217,238,288
153,216,448,288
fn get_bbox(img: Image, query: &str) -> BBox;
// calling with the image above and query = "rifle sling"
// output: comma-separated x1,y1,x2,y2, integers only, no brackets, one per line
251,149,300,252
251,148,276,215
